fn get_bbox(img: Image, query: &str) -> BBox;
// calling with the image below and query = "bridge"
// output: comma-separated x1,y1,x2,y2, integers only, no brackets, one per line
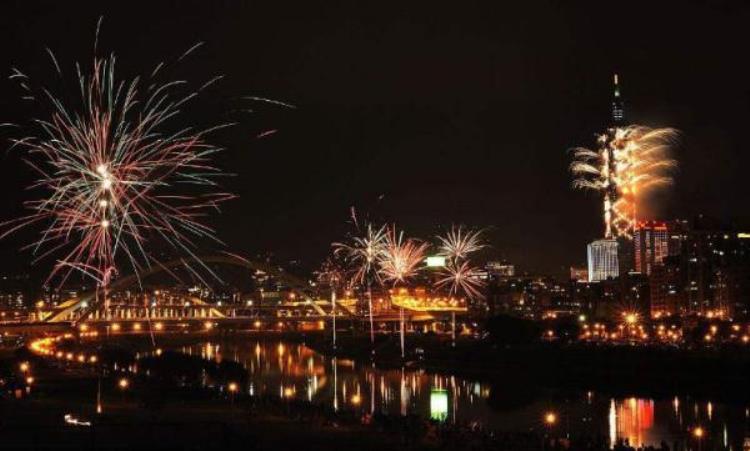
29,254,468,331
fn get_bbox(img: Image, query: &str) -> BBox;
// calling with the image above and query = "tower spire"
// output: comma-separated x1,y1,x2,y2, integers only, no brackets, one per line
611,73,624,124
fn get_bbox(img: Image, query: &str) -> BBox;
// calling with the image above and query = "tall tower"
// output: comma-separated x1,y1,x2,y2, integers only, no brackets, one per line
611,73,624,124
603,73,623,239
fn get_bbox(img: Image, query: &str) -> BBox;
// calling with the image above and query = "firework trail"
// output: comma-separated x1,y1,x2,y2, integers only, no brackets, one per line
1,35,233,310
376,226,428,358
316,256,346,350
570,125,678,238
333,221,387,349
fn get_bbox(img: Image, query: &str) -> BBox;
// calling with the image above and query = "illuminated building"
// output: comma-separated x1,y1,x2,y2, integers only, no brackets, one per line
634,221,669,275
667,219,690,257
588,239,619,282
485,261,515,277
649,216,750,316
649,257,682,317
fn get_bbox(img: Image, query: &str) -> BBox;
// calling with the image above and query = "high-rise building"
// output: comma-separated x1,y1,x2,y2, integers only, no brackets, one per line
667,219,690,257
587,239,619,282
649,256,682,317
634,221,669,275
612,73,624,124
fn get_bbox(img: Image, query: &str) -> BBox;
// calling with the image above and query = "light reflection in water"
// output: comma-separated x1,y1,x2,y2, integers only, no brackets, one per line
177,340,749,449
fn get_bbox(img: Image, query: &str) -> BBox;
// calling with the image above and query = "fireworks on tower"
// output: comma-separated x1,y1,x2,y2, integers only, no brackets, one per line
570,125,678,238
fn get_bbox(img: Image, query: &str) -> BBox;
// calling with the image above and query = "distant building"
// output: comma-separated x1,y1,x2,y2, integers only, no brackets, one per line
667,219,690,257
634,221,669,275
569,266,588,282
587,239,619,282
649,256,683,317
645,216,750,317
486,261,515,277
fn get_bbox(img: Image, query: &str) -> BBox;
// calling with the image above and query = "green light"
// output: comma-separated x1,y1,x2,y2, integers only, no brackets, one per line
430,388,449,421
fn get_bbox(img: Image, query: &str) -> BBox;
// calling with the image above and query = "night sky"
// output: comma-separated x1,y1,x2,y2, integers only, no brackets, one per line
1,1,749,278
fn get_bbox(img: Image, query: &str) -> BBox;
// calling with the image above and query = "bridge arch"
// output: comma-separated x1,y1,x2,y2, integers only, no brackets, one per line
45,253,315,323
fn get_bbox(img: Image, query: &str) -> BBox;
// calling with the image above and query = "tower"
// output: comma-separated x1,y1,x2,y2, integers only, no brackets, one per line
611,73,624,124
603,74,624,239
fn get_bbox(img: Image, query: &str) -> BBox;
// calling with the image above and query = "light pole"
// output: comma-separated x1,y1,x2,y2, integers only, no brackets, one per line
228,382,238,406
367,276,375,355
542,411,557,450
400,306,405,359
451,311,456,347
693,426,704,451
331,285,337,351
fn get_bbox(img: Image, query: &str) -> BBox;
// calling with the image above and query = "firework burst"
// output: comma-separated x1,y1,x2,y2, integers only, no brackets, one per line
333,223,387,286
436,226,485,262
571,125,678,238
435,260,485,301
435,226,486,300
2,37,233,301
377,227,429,286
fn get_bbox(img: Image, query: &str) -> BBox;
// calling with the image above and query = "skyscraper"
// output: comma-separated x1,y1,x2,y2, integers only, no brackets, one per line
587,239,620,282
634,221,669,275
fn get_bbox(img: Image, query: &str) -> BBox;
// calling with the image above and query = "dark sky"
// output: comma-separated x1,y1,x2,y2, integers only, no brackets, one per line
0,0,749,278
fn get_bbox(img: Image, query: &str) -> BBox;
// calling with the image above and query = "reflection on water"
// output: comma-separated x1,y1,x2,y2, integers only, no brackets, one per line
178,340,750,449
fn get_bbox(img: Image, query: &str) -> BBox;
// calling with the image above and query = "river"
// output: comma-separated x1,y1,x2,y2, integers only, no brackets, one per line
172,339,750,449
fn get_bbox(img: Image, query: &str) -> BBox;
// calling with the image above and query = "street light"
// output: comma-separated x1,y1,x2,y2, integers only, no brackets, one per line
228,382,238,405
693,426,705,451
542,411,557,451
19,362,29,373
118,378,129,390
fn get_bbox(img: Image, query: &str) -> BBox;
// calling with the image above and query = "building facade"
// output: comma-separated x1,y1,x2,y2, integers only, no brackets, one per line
587,239,620,282
634,221,669,276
